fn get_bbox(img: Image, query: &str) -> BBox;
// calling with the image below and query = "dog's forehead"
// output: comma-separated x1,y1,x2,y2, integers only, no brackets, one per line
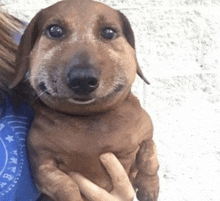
41,0,121,26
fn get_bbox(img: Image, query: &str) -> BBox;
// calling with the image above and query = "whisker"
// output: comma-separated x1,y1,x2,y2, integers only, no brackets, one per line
32,89,51,103
24,75,48,82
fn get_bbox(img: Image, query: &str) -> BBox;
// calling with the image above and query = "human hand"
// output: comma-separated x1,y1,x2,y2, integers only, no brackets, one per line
70,153,135,201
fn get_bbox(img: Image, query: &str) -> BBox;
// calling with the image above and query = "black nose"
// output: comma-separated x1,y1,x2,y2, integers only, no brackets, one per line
67,65,99,95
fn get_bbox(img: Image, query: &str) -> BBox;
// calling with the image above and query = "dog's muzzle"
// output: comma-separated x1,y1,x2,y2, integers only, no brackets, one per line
67,65,100,95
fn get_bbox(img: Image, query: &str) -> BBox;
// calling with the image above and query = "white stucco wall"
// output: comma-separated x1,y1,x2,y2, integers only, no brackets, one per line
1,0,220,200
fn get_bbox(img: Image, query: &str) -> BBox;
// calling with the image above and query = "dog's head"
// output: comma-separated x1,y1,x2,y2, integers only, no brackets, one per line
10,0,149,114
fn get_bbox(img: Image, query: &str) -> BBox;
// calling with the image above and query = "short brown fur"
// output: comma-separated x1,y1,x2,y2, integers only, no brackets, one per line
10,0,159,200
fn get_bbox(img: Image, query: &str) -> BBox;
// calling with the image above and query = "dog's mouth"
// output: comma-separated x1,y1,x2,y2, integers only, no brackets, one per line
67,97,96,105
38,81,96,105
38,79,125,106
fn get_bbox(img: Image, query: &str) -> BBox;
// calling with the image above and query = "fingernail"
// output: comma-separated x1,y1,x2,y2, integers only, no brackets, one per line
100,152,112,161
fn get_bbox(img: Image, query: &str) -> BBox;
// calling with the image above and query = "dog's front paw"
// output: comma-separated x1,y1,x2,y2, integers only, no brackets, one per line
135,174,159,201
136,186,159,201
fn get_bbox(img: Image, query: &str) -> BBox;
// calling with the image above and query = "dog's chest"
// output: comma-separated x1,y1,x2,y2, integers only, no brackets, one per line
31,100,149,190
47,108,142,155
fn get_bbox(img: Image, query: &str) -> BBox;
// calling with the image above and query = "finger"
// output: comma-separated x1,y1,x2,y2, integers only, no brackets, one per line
100,153,135,197
69,172,112,201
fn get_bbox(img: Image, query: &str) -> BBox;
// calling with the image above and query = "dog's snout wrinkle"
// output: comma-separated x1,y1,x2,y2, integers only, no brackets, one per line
39,82,51,95
67,66,99,95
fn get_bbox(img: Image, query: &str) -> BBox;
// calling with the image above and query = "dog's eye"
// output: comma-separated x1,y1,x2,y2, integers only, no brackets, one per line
101,28,117,40
46,25,64,38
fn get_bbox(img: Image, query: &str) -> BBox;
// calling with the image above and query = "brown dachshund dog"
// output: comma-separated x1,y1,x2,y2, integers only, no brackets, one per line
10,0,159,200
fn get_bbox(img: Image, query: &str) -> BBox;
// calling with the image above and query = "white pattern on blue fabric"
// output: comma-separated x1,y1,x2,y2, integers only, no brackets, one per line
0,96,40,201
0,115,29,196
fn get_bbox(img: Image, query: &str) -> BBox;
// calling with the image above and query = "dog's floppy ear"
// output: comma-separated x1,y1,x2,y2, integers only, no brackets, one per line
9,12,41,88
118,11,135,49
118,11,150,85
